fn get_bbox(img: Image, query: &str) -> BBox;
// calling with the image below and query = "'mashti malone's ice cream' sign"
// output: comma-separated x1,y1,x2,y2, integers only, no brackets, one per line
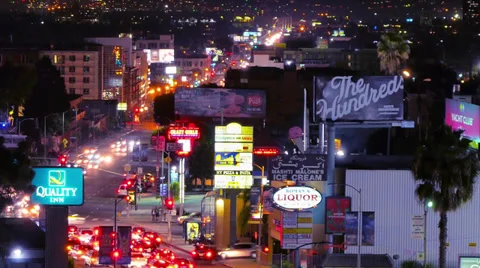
313,76,404,121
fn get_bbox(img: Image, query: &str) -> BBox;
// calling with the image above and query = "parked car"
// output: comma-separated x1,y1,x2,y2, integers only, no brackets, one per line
217,242,257,259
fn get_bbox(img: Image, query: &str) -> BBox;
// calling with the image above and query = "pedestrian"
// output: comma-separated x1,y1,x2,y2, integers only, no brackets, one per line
151,206,156,222
155,207,160,221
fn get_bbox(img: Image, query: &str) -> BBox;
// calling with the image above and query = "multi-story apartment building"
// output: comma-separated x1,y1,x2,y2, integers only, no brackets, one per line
39,47,103,100
174,54,211,76
134,35,175,50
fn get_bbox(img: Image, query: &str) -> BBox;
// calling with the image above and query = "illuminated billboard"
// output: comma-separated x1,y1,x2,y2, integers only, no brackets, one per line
445,98,480,146
144,49,175,64
175,87,266,118
313,76,404,122
214,123,253,189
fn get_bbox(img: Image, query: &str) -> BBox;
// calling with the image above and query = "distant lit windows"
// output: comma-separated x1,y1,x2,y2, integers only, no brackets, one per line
69,88,75,94
69,55,76,61
83,77,90,83
83,55,90,62
68,77,76,83
83,66,90,73
54,55,58,64
69,66,76,73
83,88,90,95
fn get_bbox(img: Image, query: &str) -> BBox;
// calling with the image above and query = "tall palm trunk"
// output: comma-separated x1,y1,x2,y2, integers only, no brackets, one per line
438,211,448,268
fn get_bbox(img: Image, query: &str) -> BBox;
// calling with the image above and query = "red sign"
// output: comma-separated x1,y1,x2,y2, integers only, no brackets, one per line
247,95,263,107
167,127,200,140
176,139,192,157
253,147,279,156
325,196,351,234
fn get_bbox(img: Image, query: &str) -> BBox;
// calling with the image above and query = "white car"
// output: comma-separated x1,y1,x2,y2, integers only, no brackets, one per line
218,243,257,259
117,184,128,197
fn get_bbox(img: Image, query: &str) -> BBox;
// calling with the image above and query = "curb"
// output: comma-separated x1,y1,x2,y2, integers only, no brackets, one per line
164,241,192,254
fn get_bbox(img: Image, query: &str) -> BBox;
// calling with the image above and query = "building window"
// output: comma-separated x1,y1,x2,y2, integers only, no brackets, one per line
60,55,65,64
83,77,90,83
69,55,76,61
69,66,76,73
83,55,90,62
83,88,90,95
83,66,90,73
53,55,58,64
69,88,75,94
68,77,76,83
58,66,65,75
200,61,203,67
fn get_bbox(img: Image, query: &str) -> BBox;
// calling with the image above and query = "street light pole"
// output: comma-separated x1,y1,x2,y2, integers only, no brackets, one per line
253,163,265,267
424,200,432,268
329,183,362,268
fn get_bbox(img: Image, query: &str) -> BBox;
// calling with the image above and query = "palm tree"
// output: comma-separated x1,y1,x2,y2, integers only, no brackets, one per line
377,32,410,75
412,125,478,268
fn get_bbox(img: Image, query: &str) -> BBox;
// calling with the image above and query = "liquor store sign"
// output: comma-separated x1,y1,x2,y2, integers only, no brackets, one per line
273,186,322,211
31,167,84,206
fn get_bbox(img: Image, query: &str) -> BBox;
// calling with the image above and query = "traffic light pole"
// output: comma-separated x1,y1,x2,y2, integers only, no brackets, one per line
167,154,172,243
113,197,124,268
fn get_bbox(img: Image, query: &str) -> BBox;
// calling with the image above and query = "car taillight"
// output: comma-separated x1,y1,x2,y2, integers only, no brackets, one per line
191,251,197,256
189,264,194,268
206,251,212,258
116,189,119,193
156,237,161,242
139,247,143,252
170,254,175,260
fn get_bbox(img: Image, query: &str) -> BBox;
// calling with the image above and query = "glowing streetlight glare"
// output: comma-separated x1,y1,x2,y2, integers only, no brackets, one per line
402,70,411,78
427,201,433,208
12,248,22,258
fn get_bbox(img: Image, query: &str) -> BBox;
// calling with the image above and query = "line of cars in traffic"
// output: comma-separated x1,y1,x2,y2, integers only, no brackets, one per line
67,225,195,268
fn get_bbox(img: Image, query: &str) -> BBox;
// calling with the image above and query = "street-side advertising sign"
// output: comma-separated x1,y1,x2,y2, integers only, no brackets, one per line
31,167,84,206
459,256,480,268
325,196,351,234
99,226,114,265
175,87,267,118
117,226,132,264
345,212,375,246
313,76,404,122
214,123,254,189
273,186,322,211
269,155,327,181
281,211,313,249
167,126,201,140
445,98,480,148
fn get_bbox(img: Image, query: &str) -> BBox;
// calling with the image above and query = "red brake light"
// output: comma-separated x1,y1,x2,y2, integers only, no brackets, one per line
191,251,197,256
206,251,212,258
189,264,194,268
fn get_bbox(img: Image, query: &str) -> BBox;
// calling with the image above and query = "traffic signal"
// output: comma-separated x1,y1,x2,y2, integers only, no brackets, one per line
111,249,121,260
262,246,270,253
58,155,67,166
134,107,139,114
165,198,174,210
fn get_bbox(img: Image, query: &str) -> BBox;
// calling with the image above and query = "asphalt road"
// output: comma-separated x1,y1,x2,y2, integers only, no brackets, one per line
68,124,226,267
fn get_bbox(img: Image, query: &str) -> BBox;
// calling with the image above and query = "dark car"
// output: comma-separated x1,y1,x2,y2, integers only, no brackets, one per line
147,259,173,268
172,258,194,268
149,248,176,262
191,244,218,263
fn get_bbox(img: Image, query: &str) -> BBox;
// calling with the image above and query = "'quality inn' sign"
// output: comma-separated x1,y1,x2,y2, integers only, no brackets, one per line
31,167,84,206
273,186,322,211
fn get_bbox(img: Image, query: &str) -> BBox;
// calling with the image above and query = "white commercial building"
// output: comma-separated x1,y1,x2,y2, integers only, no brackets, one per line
39,49,102,100
344,169,480,267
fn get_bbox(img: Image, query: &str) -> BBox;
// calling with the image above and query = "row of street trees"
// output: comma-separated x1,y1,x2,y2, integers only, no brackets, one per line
0,56,71,213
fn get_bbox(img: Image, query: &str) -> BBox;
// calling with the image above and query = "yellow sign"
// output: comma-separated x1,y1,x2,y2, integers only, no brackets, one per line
283,228,312,234
117,103,127,111
215,123,254,136
469,242,477,247
165,156,172,163
297,217,313,223
214,153,252,171
334,139,341,150
186,222,200,240
214,143,253,152
214,175,253,189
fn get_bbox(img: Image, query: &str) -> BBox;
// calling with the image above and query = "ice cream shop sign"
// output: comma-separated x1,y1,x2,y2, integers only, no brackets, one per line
273,186,322,211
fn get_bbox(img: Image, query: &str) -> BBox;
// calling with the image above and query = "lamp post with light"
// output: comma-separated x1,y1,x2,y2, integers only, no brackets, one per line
424,200,433,268
328,183,362,268
253,163,265,267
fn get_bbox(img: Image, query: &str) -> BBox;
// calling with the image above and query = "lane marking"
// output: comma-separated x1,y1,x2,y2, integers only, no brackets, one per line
96,168,124,176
